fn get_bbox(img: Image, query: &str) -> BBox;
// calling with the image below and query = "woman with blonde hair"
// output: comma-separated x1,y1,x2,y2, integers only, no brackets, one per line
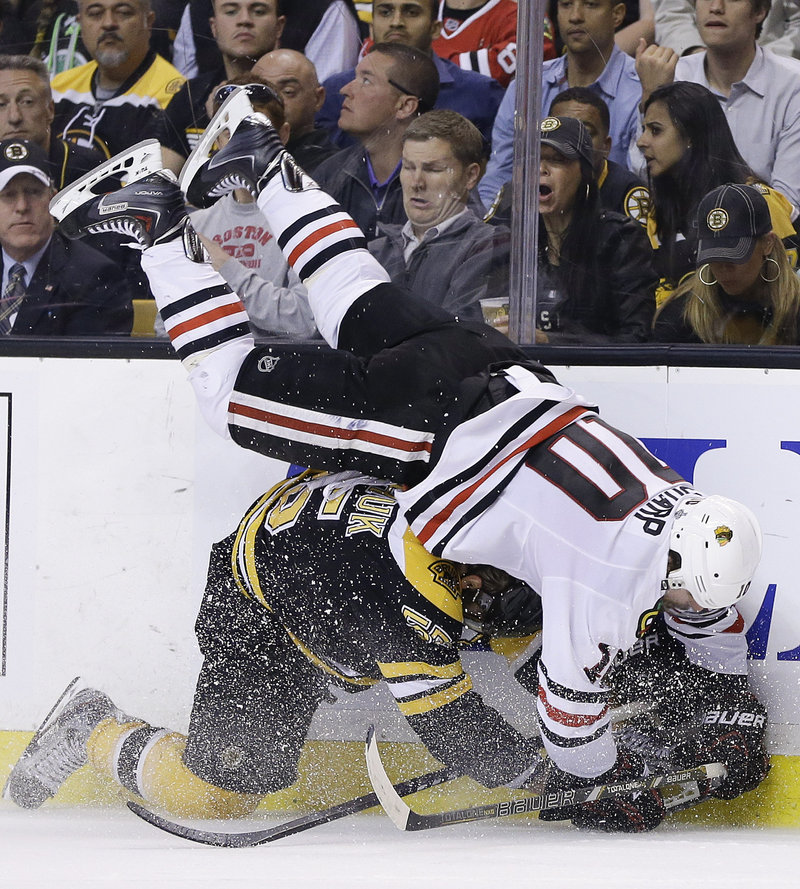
653,183,800,345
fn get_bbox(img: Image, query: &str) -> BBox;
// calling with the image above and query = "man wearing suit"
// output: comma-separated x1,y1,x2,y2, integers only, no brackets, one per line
0,139,132,336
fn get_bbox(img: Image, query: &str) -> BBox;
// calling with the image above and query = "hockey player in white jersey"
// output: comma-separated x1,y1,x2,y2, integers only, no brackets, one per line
43,91,768,831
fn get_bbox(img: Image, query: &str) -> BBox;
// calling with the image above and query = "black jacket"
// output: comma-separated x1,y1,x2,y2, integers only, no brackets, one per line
537,210,657,344
5,231,133,336
313,146,406,241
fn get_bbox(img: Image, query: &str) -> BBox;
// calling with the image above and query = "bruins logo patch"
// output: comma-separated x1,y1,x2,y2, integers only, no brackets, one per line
541,116,561,132
165,77,184,95
624,185,650,225
429,559,461,600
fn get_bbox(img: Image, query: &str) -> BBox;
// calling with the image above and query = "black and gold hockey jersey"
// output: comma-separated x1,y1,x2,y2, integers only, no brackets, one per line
226,470,541,786
50,50,184,158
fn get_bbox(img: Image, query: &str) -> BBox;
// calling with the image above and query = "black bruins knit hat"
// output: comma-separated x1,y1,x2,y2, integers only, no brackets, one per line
539,116,594,167
696,183,772,265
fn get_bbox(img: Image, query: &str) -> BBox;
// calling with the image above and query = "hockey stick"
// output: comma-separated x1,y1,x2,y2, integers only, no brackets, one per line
126,764,458,847
364,725,727,831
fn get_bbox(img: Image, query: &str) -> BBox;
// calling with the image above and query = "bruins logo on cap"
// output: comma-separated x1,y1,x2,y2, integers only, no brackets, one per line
541,117,560,132
714,525,733,546
706,208,729,231
4,142,28,161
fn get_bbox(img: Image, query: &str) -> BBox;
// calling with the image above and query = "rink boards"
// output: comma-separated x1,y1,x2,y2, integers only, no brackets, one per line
1,355,799,823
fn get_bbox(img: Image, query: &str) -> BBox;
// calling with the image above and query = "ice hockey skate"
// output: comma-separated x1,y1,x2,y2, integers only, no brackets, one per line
179,87,303,208
3,678,124,809
49,141,190,251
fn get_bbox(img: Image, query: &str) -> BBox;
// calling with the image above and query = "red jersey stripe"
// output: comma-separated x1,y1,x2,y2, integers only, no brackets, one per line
230,400,433,455
168,301,244,339
416,404,588,544
287,219,361,267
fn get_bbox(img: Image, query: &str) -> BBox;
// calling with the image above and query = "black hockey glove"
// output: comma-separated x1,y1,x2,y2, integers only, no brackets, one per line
537,749,664,832
680,694,770,800
569,786,665,833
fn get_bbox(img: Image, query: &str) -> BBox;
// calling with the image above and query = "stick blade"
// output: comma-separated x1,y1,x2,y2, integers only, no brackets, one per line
127,801,272,848
364,725,412,830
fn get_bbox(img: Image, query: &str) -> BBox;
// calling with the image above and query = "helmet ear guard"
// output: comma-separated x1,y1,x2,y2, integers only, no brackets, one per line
665,494,763,610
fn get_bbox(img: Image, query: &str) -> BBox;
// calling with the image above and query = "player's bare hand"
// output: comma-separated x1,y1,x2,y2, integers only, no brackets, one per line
635,39,678,105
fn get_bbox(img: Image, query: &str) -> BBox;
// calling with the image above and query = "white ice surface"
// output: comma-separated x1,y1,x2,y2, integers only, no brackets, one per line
2,806,798,889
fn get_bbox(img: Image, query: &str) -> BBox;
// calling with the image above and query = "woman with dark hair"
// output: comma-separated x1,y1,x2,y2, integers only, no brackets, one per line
653,183,800,345
536,116,656,343
637,81,798,307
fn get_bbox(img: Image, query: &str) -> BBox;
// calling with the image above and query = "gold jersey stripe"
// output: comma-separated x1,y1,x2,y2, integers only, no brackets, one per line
378,660,463,680
230,472,316,605
396,675,474,716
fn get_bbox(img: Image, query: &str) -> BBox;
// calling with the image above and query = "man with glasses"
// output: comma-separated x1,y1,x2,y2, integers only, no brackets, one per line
312,41,440,240
317,0,504,150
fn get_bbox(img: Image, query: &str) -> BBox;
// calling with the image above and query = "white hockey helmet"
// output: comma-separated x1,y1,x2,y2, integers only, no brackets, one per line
664,494,762,610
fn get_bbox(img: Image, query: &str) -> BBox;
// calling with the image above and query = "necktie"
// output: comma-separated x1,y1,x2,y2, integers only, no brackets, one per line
0,263,26,335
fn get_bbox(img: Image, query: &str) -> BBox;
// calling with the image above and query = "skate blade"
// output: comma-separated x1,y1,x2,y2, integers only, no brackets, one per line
50,140,164,222
179,88,255,195
1,676,83,800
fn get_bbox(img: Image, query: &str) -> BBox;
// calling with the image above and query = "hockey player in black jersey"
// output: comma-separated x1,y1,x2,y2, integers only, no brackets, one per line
5,472,546,819
39,93,769,831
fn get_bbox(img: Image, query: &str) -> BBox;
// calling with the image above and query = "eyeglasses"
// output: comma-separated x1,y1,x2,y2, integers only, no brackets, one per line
387,78,433,114
213,82,283,109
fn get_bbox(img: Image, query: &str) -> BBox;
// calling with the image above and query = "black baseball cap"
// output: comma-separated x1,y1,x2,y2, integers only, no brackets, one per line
696,183,772,265
0,139,51,192
540,116,594,167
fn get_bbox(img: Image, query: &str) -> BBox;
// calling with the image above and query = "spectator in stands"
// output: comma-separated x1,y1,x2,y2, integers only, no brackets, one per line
484,87,650,228
316,0,504,151
252,48,338,173
480,0,641,207
161,0,284,173
535,116,656,343
312,42,440,241
550,88,649,223
50,0,184,158
651,0,800,60
368,110,509,323
433,0,517,87
637,81,798,308
182,77,315,339
635,0,800,212
0,139,132,335
0,54,104,188
653,183,800,344
171,0,362,84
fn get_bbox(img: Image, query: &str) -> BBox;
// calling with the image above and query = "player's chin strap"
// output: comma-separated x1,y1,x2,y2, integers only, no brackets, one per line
364,725,727,832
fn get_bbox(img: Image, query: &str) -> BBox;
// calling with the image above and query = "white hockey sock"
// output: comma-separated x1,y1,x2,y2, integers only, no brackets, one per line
141,239,254,368
256,175,390,347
